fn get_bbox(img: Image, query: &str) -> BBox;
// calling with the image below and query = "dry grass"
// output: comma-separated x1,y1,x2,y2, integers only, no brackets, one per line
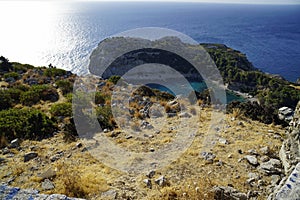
0,103,286,199
231,107,244,119
149,178,215,200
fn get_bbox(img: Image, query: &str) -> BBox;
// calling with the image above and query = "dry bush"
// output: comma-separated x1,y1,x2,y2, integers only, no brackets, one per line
231,108,243,119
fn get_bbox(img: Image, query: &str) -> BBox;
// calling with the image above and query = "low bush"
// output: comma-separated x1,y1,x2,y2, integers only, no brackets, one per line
20,84,58,106
56,80,73,95
4,72,20,80
96,106,115,129
0,108,56,145
44,68,67,77
0,90,13,111
50,102,72,118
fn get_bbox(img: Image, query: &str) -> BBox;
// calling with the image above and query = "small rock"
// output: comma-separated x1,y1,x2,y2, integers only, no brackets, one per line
103,129,109,133
271,175,281,185
258,180,265,187
24,152,38,162
260,146,270,155
0,157,6,163
237,121,244,126
248,173,259,180
179,112,191,118
245,155,258,166
247,149,259,155
155,176,167,187
101,189,117,199
268,130,274,133
38,168,56,180
146,170,156,178
260,155,270,162
76,142,82,148
143,179,152,189
125,135,133,139
219,138,229,145
238,149,243,154
155,130,160,134
149,148,155,152
201,152,216,163
42,179,55,190
2,148,10,155
10,139,20,148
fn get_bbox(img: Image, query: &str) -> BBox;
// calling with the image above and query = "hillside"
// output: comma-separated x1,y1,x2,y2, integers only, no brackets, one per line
0,40,299,200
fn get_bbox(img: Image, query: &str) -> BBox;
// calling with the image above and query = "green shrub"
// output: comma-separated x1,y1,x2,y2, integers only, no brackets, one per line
56,80,73,95
108,75,121,85
0,90,13,111
6,88,23,104
20,84,58,106
50,102,72,118
0,108,56,144
12,62,34,72
44,68,67,77
96,106,115,129
95,92,106,105
4,72,20,80
20,90,40,106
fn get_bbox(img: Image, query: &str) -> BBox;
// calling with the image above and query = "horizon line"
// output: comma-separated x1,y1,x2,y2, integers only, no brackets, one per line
76,0,300,5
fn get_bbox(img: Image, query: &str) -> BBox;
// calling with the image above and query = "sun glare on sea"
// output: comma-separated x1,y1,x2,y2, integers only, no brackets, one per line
0,1,69,66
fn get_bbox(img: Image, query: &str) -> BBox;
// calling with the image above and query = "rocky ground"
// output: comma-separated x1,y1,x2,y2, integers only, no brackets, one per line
0,102,288,199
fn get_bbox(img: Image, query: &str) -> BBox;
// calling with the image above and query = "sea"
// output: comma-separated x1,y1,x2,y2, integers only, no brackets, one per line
1,2,300,83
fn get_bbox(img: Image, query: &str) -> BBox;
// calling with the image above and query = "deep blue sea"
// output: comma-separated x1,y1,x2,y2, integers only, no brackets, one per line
1,2,300,81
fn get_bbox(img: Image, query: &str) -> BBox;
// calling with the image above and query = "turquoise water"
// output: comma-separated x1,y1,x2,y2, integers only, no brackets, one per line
147,81,244,103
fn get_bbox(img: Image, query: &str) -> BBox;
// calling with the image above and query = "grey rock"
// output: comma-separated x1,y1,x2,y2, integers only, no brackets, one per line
259,159,282,175
146,170,156,178
260,146,270,155
219,138,229,145
24,152,38,162
178,112,191,118
248,172,259,180
213,186,247,200
38,168,56,180
245,155,258,166
261,155,270,162
247,149,259,155
143,179,152,189
201,152,216,163
101,189,117,199
155,176,167,187
0,157,6,163
271,175,281,185
10,139,20,148
42,179,55,190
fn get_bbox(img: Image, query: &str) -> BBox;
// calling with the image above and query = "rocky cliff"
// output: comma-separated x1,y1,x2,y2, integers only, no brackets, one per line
269,101,300,200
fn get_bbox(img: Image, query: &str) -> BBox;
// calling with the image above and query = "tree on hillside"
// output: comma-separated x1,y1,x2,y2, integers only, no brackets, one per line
0,56,12,72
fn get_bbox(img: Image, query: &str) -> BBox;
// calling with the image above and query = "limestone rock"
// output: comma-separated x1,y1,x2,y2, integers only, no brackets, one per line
42,179,55,190
245,155,259,166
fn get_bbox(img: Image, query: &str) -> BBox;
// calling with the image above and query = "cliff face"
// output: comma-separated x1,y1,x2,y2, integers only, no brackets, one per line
269,101,300,200
280,101,300,173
